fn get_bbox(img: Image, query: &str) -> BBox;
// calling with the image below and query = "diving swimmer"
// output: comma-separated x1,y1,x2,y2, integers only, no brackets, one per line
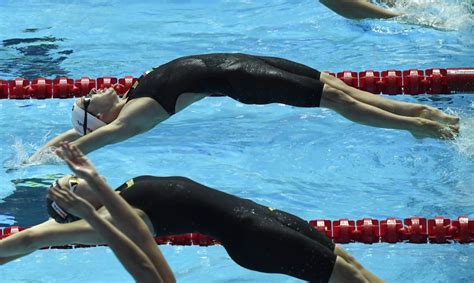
50,142,174,283
30,53,459,161
3,142,384,283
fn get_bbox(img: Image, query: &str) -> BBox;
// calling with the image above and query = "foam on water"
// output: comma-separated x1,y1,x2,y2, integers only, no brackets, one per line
390,0,473,30
452,116,474,159
2,138,31,170
3,135,62,172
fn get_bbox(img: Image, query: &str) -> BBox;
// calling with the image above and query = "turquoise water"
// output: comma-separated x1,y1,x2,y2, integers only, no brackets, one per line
1,0,473,282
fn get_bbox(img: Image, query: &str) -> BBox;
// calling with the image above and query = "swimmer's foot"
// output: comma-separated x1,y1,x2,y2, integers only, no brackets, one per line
410,118,459,140
419,107,460,126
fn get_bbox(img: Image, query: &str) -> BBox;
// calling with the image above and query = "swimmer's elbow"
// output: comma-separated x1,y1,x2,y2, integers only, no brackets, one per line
112,119,145,138
1,229,38,255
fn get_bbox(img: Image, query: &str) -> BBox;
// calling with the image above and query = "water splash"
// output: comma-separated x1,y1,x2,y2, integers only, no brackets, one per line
449,102,474,160
3,136,61,172
390,0,473,31
452,116,474,159
3,138,30,170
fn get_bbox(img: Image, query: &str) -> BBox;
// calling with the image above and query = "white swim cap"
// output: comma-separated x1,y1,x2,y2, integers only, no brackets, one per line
71,100,107,136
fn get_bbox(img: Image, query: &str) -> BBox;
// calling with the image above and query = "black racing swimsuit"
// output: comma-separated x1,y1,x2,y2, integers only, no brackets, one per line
117,176,336,283
126,53,324,115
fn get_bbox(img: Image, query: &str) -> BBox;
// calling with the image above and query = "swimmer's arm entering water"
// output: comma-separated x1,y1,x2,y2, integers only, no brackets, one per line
28,129,80,163
319,0,401,19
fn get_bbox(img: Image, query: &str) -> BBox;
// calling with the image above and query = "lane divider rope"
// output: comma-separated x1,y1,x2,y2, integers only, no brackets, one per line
1,68,473,99
1,216,472,248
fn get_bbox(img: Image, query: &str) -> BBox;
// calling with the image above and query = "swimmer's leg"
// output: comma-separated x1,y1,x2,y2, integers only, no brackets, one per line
329,256,370,283
320,84,458,139
333,245,384,283
224,61,324,107
320,73,460,126
270,210,382,282
223,216,370,282
271,209,335,245
226,61,456,139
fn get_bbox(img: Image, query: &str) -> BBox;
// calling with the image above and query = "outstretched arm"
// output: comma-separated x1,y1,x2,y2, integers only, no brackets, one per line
70,97,166,155
319,0,401,19
49,187,166,283
57,142,175,282
68,118,142,155
0,218,104,264
0,207,155,265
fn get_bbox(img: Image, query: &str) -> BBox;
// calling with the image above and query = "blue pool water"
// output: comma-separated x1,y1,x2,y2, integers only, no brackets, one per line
1,0,473,282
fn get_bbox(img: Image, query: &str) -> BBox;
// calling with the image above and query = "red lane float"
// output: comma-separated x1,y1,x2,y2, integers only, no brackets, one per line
0,68,473,99
117,76,138,96
380,70,403,95
359,70,381,94
53,77,74,98
97,76,117,90
403,69,427,95
380,218,404,243
1,216,472,249
74,77,96,97
0,80,8,98
447,68,474,93
337,71,358,88
9,78,30,99
29,78,53,99
428,216,452,243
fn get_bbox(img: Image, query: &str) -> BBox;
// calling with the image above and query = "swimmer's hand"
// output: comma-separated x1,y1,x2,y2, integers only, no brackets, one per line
56,142,99,181
26,147,61,164
48,184,96,220
4,148,60,173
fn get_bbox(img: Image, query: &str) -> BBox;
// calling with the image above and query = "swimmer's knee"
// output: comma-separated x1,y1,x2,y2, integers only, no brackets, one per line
334,246,363,270
14,229,39,251
329,257,368,283
319,72,346,86
321,85,357,109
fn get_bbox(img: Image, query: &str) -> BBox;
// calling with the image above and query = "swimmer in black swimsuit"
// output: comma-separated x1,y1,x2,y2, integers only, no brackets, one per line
30,53,458,161
3,143,383,283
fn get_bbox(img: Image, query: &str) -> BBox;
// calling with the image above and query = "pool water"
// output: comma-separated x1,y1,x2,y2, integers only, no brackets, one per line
1,0,473,282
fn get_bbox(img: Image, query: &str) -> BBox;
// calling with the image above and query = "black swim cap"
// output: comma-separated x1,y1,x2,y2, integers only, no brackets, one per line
46,178,81,223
